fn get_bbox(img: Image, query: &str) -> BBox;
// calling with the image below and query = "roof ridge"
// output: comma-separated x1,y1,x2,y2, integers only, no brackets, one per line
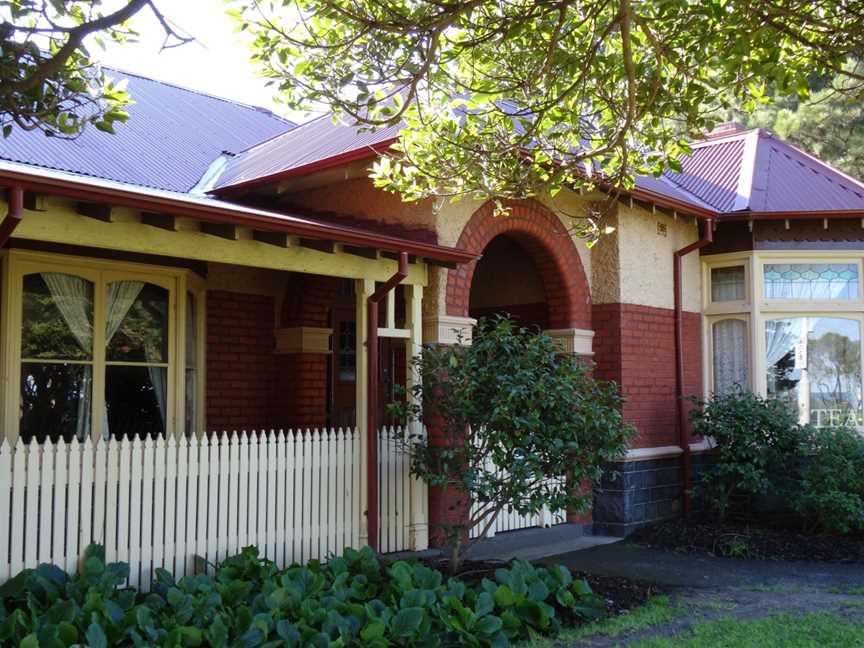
101,64,296,125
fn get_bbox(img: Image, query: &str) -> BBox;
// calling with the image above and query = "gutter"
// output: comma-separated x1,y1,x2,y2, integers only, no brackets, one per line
673,217,713,518
366,252,409,551
720,209,864,221
0,187,24,246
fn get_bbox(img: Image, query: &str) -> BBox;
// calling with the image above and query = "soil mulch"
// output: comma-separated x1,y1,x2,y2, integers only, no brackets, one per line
421,558,663,616
631,518,864,564
575,571,665,615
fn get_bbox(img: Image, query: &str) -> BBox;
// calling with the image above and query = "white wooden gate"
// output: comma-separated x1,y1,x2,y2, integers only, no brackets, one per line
0,427,415,588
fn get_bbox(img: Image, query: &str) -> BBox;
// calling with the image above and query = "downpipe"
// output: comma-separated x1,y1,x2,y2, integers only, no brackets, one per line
0,187,24,246
673,217,713,518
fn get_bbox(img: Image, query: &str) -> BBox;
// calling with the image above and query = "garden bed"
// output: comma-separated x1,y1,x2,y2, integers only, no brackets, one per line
631,518,864,564
422,558,664,616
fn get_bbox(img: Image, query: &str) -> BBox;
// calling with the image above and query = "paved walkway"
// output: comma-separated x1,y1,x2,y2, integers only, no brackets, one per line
396,527,864,644
547,541,864,590
465,524,619,562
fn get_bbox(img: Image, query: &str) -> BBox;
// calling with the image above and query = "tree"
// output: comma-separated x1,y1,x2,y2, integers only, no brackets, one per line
1,0,192,138
730,63,864,179
393,317,633,572
234,0,864,225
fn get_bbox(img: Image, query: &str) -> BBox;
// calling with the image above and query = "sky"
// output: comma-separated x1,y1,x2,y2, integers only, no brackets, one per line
93,0,307,121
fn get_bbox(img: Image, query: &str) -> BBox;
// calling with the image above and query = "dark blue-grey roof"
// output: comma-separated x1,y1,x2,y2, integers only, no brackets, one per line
0,68,294,193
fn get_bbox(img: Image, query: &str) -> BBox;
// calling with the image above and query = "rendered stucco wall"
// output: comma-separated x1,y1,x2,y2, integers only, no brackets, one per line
616,206,702,312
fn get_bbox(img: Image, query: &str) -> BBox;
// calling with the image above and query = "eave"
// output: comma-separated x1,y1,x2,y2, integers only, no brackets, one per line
0,161,475,266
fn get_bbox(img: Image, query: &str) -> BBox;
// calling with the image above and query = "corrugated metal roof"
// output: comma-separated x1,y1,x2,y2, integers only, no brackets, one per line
0,68,294,193
213,115,402,190
661,128,864,213
753,140,864,211
663,138,746,212
632,174,716,211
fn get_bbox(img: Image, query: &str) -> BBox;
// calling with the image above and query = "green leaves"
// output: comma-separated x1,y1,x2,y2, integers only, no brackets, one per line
396,316,633,569
0,543,607,648
231,0,864,222
390,607,425,637
1,3,140,139
84,620,107,648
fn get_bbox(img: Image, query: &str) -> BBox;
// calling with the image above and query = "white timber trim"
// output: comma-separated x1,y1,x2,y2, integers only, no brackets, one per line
623,438,715,462
423,315,476,345
543,328,595,355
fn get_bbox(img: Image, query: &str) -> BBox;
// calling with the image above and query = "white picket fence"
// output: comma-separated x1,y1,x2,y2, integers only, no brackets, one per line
469,464,566,539
0,427,415,589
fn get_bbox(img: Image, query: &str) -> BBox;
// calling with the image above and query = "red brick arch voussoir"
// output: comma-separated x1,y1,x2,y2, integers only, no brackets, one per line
446,200,591,330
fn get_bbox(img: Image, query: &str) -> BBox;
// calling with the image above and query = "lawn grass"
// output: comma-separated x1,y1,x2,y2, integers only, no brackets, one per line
628,612,864,647
515,596,683,647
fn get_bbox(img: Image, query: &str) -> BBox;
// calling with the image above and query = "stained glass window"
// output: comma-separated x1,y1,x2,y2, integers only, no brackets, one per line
764,263,859,300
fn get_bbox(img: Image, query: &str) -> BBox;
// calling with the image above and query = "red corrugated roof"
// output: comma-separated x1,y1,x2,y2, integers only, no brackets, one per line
662,127,864,214
213,115,401,192
663,138,746,212
213,117,864,218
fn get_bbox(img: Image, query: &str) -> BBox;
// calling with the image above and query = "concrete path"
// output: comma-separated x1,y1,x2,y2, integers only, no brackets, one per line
546,541,864,590
464,525,620,562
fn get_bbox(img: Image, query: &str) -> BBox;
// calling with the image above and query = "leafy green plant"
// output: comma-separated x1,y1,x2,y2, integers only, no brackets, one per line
794,427,864,535
392,316,633,572
688,388,807,520
0,545,605,647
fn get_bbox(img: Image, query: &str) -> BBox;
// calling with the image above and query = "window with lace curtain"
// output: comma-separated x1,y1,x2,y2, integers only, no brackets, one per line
5,252,203,443
712,318,748,396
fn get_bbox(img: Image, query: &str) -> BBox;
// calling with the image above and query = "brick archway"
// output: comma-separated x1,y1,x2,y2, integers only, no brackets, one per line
446,200,591,329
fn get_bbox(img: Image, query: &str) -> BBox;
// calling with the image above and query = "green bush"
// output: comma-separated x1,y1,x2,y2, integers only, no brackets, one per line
688,388,807,520
0,544,605,647
395,316,633,570
794,427,864,535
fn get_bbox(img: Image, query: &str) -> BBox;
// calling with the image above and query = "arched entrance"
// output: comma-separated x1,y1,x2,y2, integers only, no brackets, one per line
447,200,591,330
428,201,593,542
468,234,550,329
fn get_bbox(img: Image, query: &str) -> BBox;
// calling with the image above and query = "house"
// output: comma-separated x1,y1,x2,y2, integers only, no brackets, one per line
1,70,863,586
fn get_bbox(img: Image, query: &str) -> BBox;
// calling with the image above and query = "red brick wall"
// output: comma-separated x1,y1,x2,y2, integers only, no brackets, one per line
274,355,330,429
206,290,278,431
276,274,339,428
593,303,702,448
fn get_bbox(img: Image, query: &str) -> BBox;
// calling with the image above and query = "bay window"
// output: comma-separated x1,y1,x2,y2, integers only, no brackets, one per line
704,253,864,428
2,251,205,442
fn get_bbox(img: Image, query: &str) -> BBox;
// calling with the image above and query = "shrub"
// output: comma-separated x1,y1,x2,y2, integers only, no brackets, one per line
0,544,605,647
688,388,807,520
794,427,864,535
394,316,633,571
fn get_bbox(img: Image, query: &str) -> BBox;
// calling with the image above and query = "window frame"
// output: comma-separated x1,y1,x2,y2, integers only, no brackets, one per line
1,250,205,441
704,250,864,428
705,258,750,314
